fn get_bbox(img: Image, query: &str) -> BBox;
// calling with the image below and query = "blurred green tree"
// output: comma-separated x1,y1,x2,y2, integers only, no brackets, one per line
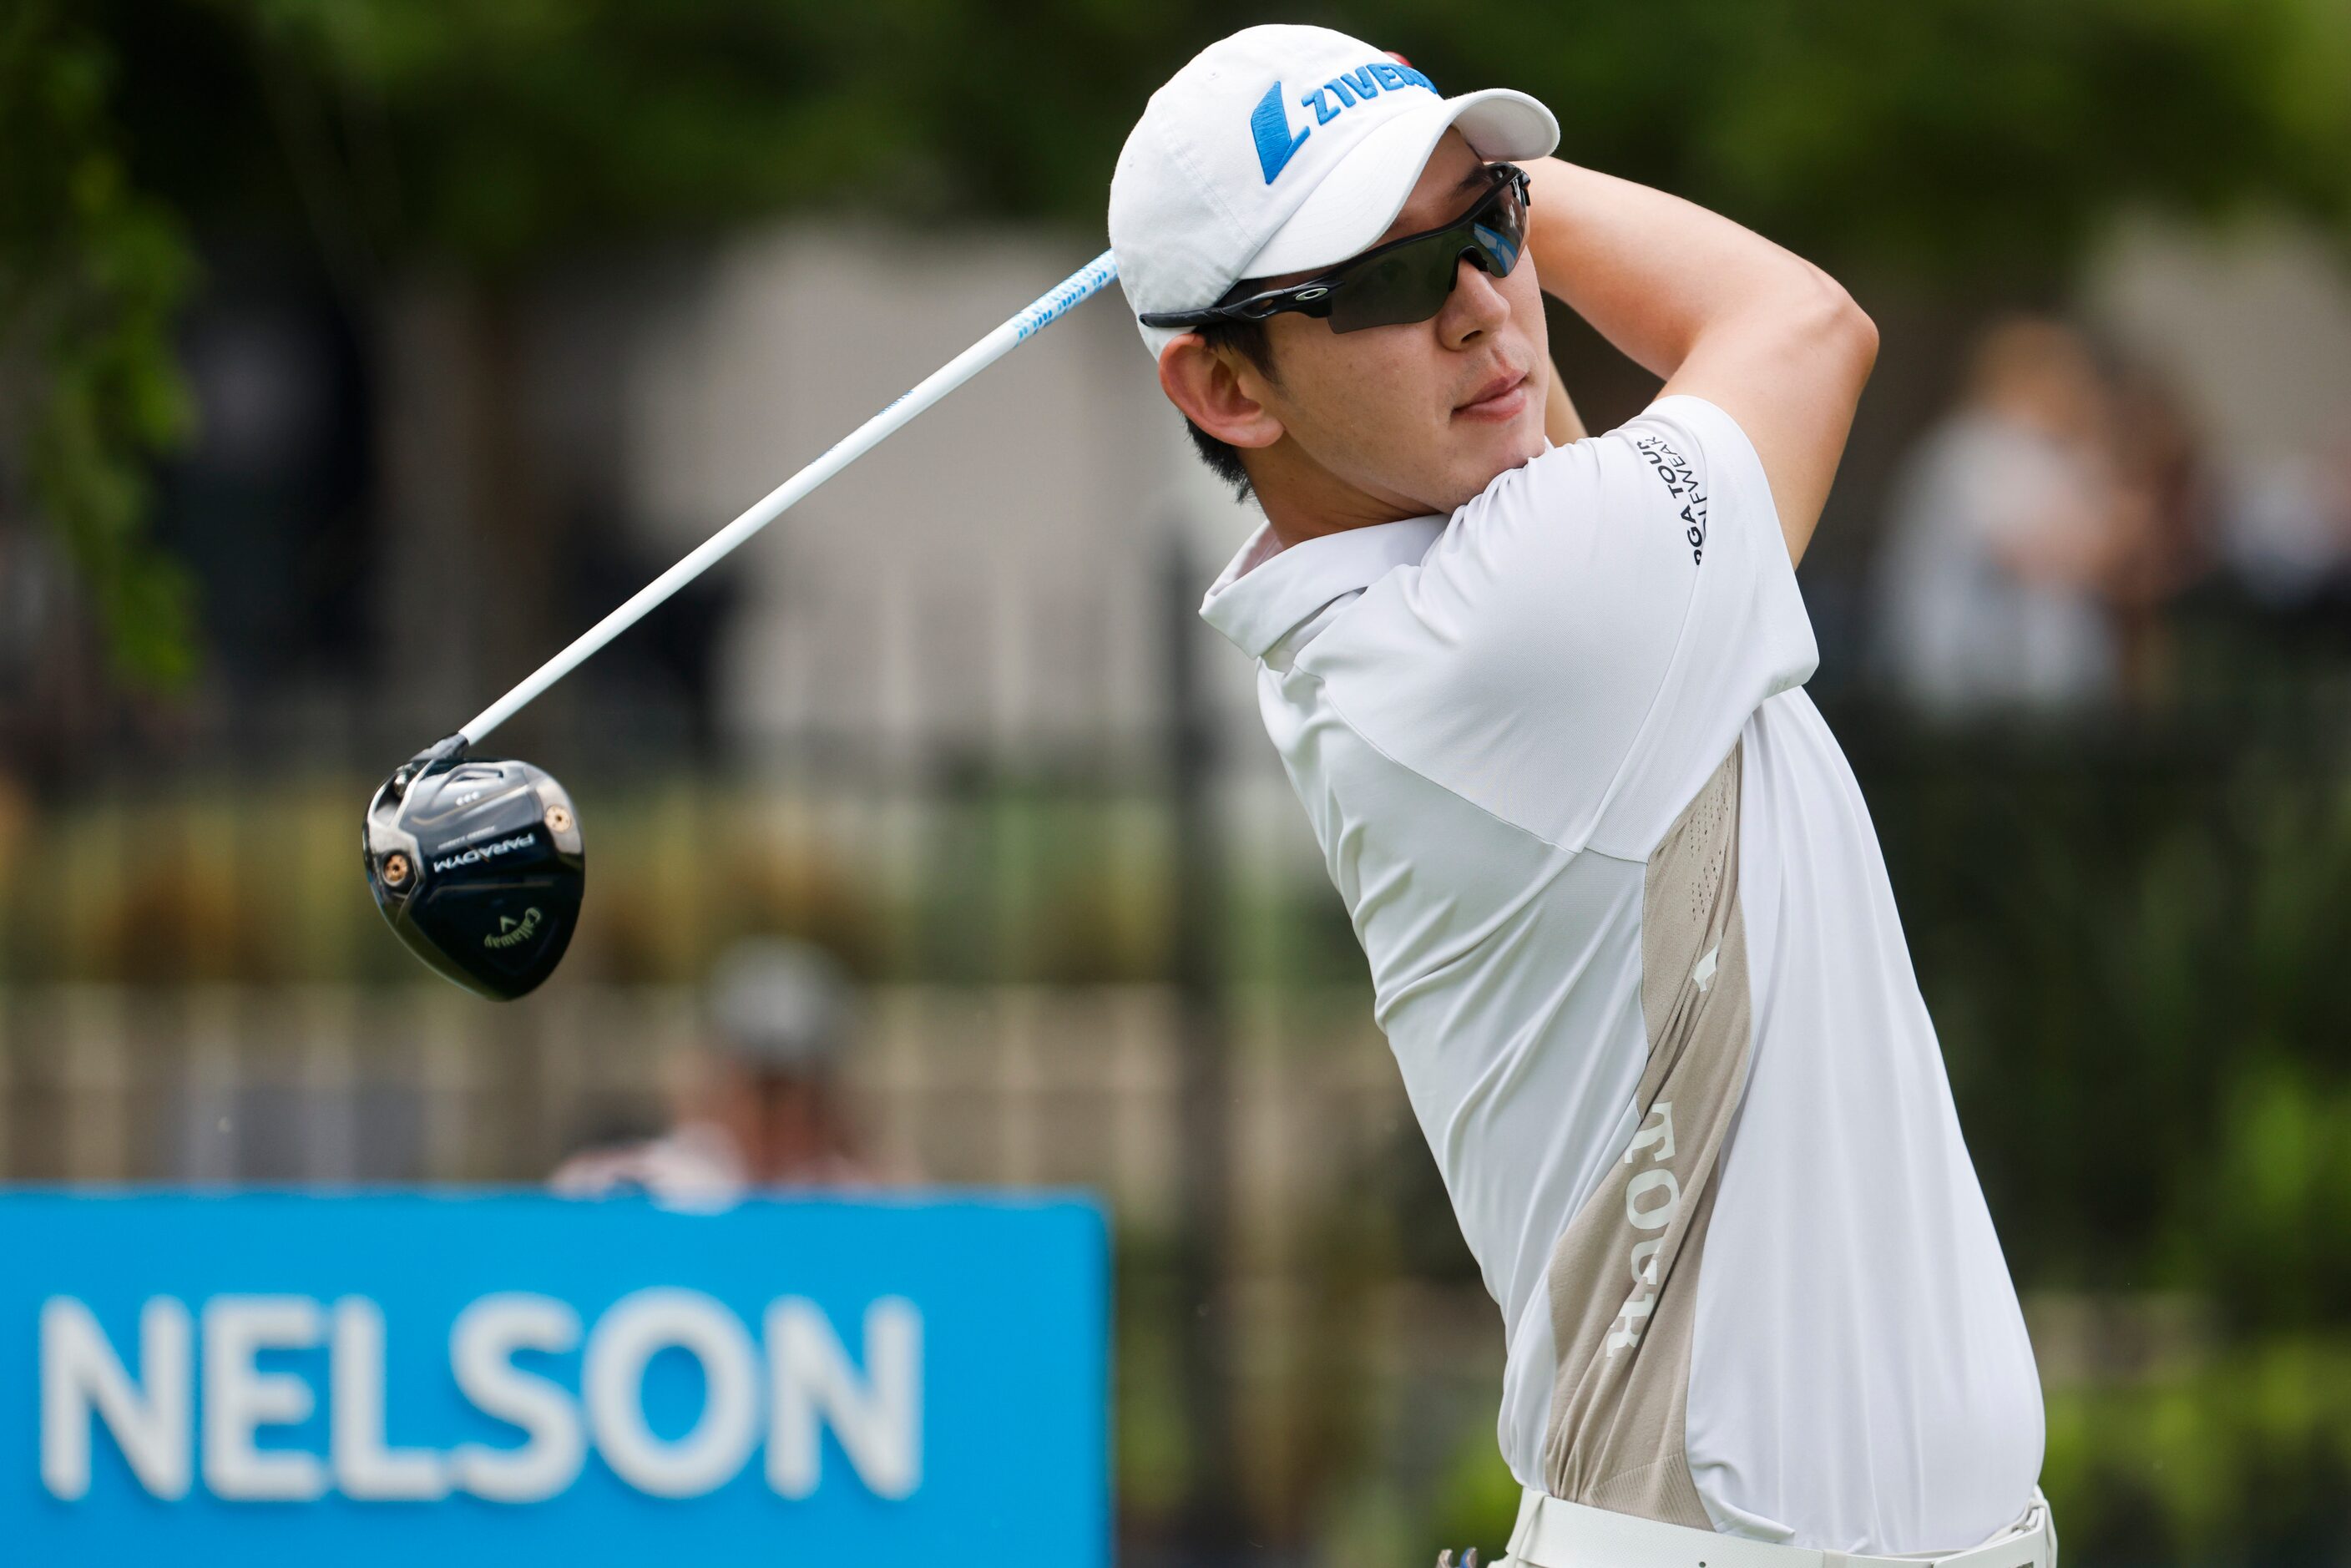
12,0,2351,678
0,3,198,688
212,0,2351,268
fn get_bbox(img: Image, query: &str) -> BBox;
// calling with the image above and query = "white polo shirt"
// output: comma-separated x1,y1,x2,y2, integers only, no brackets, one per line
1201,396,2043,1551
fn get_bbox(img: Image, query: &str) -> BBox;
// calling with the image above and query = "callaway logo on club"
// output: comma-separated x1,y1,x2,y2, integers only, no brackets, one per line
483,908,544,949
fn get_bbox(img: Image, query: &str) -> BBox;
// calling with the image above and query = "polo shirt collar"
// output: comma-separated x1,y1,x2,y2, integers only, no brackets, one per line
1200,516,1445,660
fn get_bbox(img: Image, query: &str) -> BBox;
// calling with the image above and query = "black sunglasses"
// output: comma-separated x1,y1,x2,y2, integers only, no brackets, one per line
1142,164,1529,336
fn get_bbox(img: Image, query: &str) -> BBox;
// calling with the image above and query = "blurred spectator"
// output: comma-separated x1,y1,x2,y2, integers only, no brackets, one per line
0,766,25,886
2103,365,2214,705
1873,317,2148,716
553,938,879,1203
2218,415,2351,621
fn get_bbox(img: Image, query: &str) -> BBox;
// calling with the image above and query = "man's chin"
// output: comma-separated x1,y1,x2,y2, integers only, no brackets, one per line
1442,428,1549,509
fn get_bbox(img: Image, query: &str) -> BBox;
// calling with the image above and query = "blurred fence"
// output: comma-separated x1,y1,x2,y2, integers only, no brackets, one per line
7,663,2351,1560
0,979,1402,1225
0,725,1490,1560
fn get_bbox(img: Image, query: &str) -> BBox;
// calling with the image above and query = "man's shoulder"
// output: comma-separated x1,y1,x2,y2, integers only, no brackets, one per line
1278,393,1813,859
1452,396,1759,554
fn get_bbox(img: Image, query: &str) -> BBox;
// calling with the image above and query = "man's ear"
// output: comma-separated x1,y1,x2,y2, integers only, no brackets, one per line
1157,333,1285,451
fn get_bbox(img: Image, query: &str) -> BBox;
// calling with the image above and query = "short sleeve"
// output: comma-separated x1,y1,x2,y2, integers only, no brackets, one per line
1292,394,1817,858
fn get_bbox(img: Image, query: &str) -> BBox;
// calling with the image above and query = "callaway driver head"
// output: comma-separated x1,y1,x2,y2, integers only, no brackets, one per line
362,736,584,1000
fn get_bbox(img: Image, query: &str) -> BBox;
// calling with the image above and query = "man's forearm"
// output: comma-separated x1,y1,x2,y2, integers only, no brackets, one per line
1523,159,1838,379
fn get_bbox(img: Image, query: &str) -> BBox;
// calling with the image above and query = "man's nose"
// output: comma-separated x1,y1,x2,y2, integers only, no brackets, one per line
1439,255,1512,348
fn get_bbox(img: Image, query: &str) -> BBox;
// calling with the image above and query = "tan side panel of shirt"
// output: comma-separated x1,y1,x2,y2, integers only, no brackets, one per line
1540,742,1753,1525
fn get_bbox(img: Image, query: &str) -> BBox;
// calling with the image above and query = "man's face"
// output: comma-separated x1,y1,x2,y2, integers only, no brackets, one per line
1248,133,1551,518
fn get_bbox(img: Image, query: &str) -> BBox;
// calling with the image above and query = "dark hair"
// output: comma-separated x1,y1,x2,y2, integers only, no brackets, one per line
1181,315,1276,501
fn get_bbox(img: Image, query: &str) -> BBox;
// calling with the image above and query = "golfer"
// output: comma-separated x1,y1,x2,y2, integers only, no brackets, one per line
1110,25,2052,1567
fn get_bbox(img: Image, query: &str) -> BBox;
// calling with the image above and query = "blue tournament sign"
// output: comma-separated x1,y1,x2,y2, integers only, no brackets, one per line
0,1191,1109,1565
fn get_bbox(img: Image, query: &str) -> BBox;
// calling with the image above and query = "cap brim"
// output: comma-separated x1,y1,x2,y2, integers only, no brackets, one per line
1241,89,1560,282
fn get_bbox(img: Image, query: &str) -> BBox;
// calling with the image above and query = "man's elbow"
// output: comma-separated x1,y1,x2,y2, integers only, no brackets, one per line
1803,272,1878,387
1727,267,1878,401
1836,292,1880,382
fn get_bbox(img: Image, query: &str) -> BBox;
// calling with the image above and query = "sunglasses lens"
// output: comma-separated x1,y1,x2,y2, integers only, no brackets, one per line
1477,179,1529,272
1327,237,1462,332
1325,173,1529,334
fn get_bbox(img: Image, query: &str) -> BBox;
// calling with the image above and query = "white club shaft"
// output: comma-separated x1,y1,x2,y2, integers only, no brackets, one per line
458,249,1122,746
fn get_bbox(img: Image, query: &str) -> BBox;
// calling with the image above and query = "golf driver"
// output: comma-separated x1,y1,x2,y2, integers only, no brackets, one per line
364,250,1122,999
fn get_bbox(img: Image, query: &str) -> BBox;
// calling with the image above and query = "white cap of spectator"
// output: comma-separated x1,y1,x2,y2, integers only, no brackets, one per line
708,938,853,1072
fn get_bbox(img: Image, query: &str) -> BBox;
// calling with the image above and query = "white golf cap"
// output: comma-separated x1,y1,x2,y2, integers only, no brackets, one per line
1109,24,1559,358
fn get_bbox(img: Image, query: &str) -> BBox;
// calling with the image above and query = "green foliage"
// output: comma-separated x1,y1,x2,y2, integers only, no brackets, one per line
1358,0,2351,276
2201,1060,2351,1331
213,0,1219,267
1424,1432,1527,1559
2043,1338,2351,1562
15,0,2351,680
1850,715,2351,1314
0,3,198,688
166,0,2351,272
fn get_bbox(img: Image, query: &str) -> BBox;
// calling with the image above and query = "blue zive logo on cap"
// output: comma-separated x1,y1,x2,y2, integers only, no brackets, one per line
1251,82,1312,183
1251,62,1443,184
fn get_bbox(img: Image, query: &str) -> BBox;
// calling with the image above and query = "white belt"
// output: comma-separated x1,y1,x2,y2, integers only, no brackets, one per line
1504,1489,2056,1568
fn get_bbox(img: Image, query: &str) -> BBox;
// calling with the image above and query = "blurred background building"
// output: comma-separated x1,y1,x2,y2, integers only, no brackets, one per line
5,1,2351,1563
